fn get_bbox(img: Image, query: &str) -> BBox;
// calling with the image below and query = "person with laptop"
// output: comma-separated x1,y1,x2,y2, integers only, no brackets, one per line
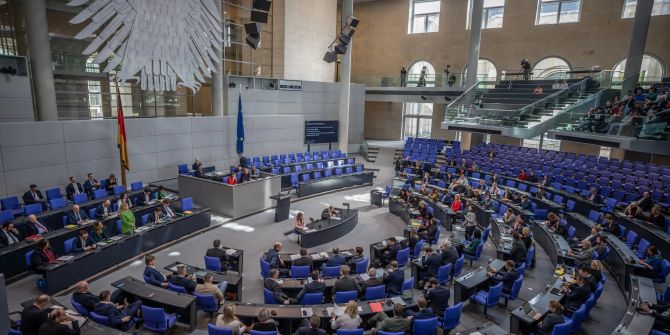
537,300,565,334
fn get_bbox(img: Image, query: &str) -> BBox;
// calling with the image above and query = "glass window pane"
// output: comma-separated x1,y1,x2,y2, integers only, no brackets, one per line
653,0,670,15
426,14,439,32
419,103,433,116
406,103,419,116
414,1,440,15
404,117,418,139
485,0,506,7
485,7,504,28
413,15,427,33
418,118,432,138
622,0,637,18
538,3,559,24
559,0,581,23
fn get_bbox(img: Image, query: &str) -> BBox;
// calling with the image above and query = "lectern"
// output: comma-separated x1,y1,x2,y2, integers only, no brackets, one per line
270,193,291,222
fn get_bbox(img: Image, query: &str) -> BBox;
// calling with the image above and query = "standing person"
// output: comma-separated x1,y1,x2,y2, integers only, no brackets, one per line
448,73,456,87
521,59,531,80
463,205,477,240
119,203,136,234
417,66,427,87
400,67,407,87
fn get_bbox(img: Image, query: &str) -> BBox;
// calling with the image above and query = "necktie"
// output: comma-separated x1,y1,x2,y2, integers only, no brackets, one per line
6,231,18,244
74,184,80,194
33,192,39,201
76,212,81,222
36,222,47,234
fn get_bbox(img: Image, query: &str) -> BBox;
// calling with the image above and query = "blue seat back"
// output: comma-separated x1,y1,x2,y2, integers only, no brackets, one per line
140,213,149,226
365,285,386,300
167,283,187,293
113,185,126,196
195,293,218,312
181,197,193,211
300,292,324,305
205,256,222,271
412,317,439,335
336,330,363,335
290,265,311,278
442,302,463,331
260,257,271,278
354,258,369,274
507,275,523,300
24,203,43,216
45,188,62,201
0,210,13,223
178,164,189,174
63,237,76,254
49,197,67,209
141,305,174,332
452,256,464,277
208,324,234,335
567,226,576,239
588,210,601,223
89,311,111,326
131,181,143,191
323,266,341,278
437,264,452,285
73,193,88,204
396,248,410,267
334,290,358,303
569,304,587,332
413,240,425,259
93,189,107,199
486,282,503,306
263,288,277,304
401,277,414,292
552,320,573,335
625,230,638,246
71,296,90,316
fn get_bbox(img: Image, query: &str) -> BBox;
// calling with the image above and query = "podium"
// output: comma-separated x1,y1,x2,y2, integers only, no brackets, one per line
270,194,291,222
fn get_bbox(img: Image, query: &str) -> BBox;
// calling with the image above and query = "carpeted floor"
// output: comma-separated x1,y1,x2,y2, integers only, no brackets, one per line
5,148,628,335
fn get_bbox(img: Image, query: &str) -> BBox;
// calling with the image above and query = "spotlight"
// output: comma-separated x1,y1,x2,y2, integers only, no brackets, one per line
338,33,351,45
345,15,359,28
323,49,337,63
421,95,427,100
342,25,355,38
334,43,347,55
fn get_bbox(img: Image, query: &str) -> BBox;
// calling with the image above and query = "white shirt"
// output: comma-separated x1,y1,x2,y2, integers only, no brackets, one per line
72,183,81,194
3,230,18,244
164,205,175,218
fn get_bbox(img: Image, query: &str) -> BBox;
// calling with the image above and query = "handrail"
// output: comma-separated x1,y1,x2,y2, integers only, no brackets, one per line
447,81,480,108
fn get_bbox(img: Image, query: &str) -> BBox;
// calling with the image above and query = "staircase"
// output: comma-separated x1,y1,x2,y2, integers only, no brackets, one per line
365,146,380,163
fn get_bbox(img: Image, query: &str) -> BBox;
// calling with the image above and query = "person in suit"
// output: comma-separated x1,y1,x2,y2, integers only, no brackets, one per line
588,187,602,203
21,295,52,335
143,255,170,287
520,195,533,211
195,273,227,305
94,290,141,331
367,303,410,335
331,265,361,298
137,188,154,206
149,206,167,224
89,222,109,243
72,230,96,253
424,278,450,317
407,297,434,327
562,275,591,314
96,200,114,219
265,269,291,304
439,241,459,266
567,240,594,266
382,237,401,266
639,245,664,279
118,203,135,234
251,309,279,332
25,214,49,236
297,270,326,303
30,239,57,274
384,261,404,295
65,177,85,201
362,267,384,295
538,300,565,335
324,247,346,269
83,173,101,195
106,174,118,194
192,159,203,177
265,242,286,271
23,184,47,210
346,246,365,269
206,239,230,270
67,205,89,225
38,309,80,335
487,260,519,294
509,232,528,264
576,264,598,293
0,222,21,247
160,199,176,218
293,315,326,335
72,281,101,311
419,247,442,282
638,191,654,212
115,192,133,210
169,264,197,294
240,168,251,183
292,248,313,269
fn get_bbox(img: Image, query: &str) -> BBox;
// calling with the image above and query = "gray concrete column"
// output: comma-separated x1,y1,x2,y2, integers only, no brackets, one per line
24,0,58,121
338,0,353,154
465,0,483,87
621,0,653,95
211,0,224,116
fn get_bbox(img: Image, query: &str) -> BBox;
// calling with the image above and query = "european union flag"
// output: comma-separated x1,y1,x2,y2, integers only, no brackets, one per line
236,92,244,154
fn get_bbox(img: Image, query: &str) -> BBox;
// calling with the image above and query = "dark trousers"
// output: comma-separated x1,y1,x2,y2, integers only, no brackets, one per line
465,225,476,241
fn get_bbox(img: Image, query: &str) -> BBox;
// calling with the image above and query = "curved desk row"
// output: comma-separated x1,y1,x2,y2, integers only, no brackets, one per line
296,171,374,198
615,212,670,259
612,275,657,335
0,195,181,279
163,261,243,301
298,209,359,248
265,248,357,269
387,188,457,231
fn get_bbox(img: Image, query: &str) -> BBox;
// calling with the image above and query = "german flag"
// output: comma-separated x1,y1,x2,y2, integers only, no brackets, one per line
116,84,130,172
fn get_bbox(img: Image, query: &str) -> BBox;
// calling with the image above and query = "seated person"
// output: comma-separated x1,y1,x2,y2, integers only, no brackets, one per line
294,315,326,335
576,264,598,292
406,297,434,326
382,237,401,266
322,205,339,219
192,159,203,177
106,174,118,194
325,247,346,268
264,269,291,304
226,172,238,185
160,199,176,218
30,239,58,275
195,273,227,305
502,208,516,226
115,192,133,210
67,205,89,225
89,222,109,243
463,229,482,256
205,239,230,270
602,214,620,235
362,267,384,296
240,168,251,183
96,200,115,219
292,248,313,269
487,260,519,294
346,246,365,268
439,240,459,266
94,290,141,331
423,277,450,317
72,281,101,311
639,301,670,332
251,309,278,332
150,206,167,224
367,303,410,335
331,265,361,298
143,255,171,287
72,230,96,252
39,309,79,335
562,274,591,314
510,232,528,264
587,187,602,203
593,235,608,258
419,247,442,281
527,171,538,183
1,222,22,247
137,188,154,205
638,191,654,212
646,205,667,229
169,264,197,294
215,305,247,335
83,173,101,195
155,185,168,200
537,300,565,335
23,184,47,210
567,240,595,266
297,270,326,303
330,301,362,330
250,166,260,178
639,245,664,279
383,261,404,295
65,176,85,201
624,201,644,218
450,194,463,212
25,214,49,236
293,212,306,235
265,241,286,270
21,294,51,335
570,226,601,248
519,195,533,211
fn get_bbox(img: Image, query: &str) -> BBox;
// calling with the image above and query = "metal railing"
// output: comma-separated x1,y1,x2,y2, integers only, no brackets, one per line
352,73,466,88
442,81,485,122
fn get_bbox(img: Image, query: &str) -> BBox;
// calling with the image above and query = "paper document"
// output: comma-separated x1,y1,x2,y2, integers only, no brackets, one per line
290,254,300,261
359,274,370,281
225,249,237,255
301,307,314,317
56,256,74,261
311,253,322,259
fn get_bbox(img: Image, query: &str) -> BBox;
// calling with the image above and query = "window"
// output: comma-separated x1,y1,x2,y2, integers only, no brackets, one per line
409,0,440,34
532,57,571,79
407,60,436,87
403,103,434,139
463,59,498,83
467,0,505,29
613,54,666,82
536,0,581,25
622,0,670,18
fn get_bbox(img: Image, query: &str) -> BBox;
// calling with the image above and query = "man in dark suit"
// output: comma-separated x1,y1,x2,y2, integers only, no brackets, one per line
23,184,47,210
137,188,154,205
363,267,384,288
331,265,361,297
149,206,167,224
96,200,115,219
83,173,101,195
297,270,326,303
169,265,197,294
562,274,591,313
20,294,51,335
265,242,284,269
72,281,100,311
419,247,442,282
38,309,80,335
94,290,141,331
72,230,96,253
265,269,291,304
424,278,450,317
143,255,170,287
384,261,405,295
294,315,326,335
67,205,89,225
160,199,176,218
510,232,528,265
487,260,519,294
588,187,602,204
65,177,85,201
520,195,533,211
0,222,21,247
439,241,459,266
292,248,313,269
346,246,365,268
205,239,230,270
382,237,401,266
323,247,346,270
25,214,49,236
407,297,434,326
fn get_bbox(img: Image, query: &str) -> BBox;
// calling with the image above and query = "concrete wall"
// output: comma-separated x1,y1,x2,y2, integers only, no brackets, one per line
0,74,34,122
559,140,601,156
364,101,403,140
0,115,303,198
489,135,523,146
226,81,365,151
351,0,670,77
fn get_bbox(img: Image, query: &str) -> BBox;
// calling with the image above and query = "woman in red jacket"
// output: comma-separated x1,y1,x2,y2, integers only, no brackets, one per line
226,172,238,185
451,194,463,212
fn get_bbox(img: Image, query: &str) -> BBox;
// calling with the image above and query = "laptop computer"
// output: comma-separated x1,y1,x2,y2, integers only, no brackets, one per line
523,303,540,319
402,289,413,300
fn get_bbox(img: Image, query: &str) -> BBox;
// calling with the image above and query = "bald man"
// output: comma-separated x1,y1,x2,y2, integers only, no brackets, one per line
67,205,89,225
25,214,49,235
72,280,126,312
